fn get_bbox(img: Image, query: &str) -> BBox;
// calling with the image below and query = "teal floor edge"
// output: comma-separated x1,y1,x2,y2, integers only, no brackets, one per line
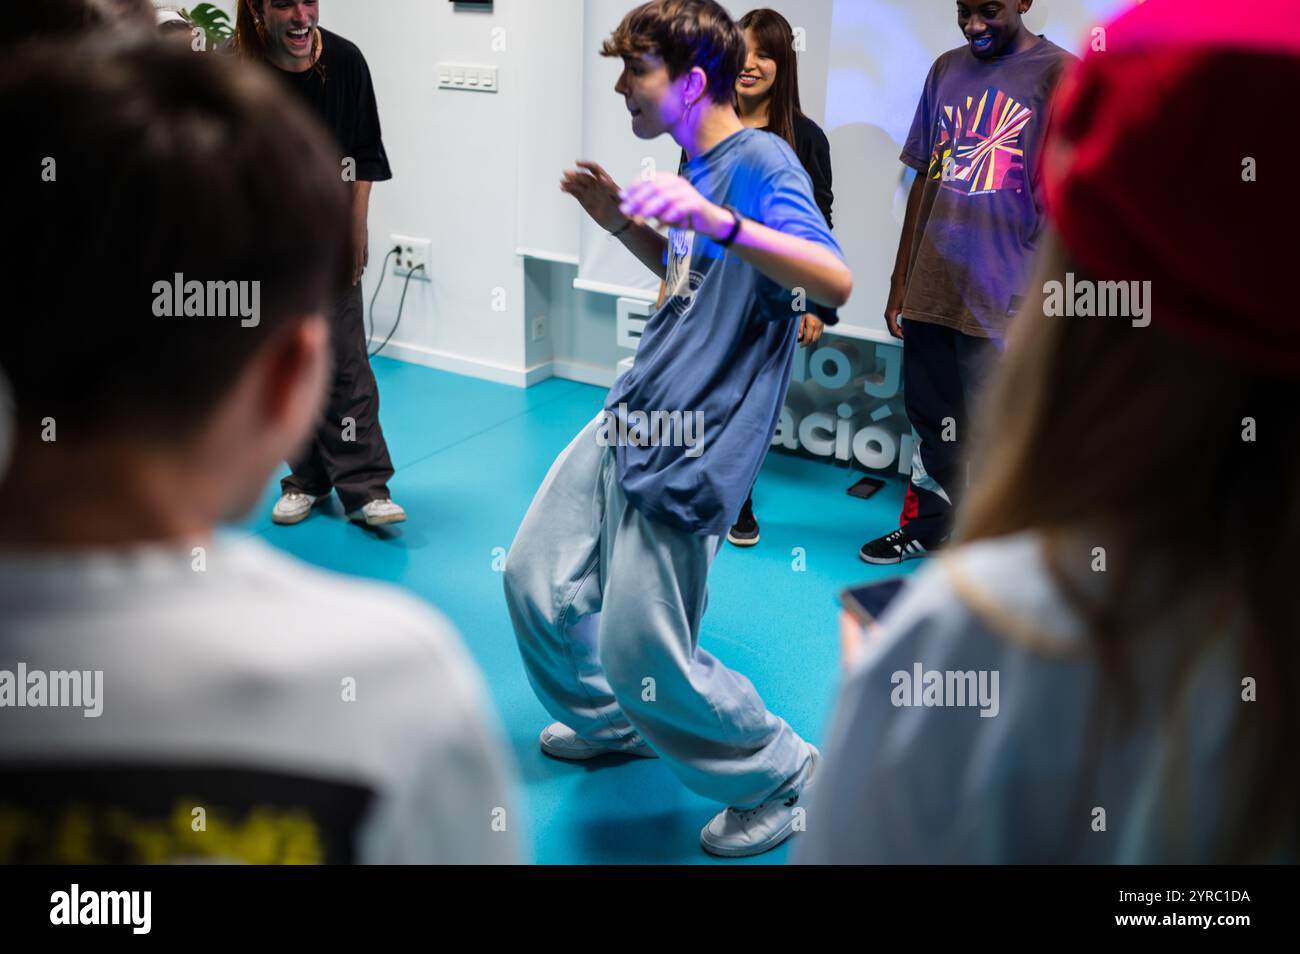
232,356,922,865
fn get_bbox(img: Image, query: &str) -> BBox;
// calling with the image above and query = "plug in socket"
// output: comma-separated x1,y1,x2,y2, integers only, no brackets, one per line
390,234,431,281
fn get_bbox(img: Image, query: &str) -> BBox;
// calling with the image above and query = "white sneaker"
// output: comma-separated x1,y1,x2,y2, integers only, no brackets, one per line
700,745,820,858
271,492,318,525
352,498,406,526
539,722,658,761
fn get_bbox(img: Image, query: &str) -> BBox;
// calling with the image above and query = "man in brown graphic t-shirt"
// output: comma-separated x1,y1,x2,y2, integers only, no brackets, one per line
860,0,1075,565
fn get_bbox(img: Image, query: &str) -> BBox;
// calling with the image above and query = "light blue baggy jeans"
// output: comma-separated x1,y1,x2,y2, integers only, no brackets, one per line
504,414,814,809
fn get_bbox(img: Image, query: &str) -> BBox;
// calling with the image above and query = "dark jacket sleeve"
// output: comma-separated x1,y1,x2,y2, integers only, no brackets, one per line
793,114,838,323
794,114,834,230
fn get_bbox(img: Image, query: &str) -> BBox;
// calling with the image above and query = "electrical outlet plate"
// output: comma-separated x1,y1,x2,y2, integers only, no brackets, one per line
531,316,547,341
390,234,431,281
437,63,499,93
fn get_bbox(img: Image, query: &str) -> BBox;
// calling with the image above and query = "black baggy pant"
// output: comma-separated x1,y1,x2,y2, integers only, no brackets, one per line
281,282,395,512
898,319,999,548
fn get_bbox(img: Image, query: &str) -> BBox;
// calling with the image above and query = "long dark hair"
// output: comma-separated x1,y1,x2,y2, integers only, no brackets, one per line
232,0,326,83
738,8,803,150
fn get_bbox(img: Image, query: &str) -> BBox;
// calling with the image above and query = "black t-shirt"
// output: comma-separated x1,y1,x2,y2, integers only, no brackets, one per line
271,27,392,182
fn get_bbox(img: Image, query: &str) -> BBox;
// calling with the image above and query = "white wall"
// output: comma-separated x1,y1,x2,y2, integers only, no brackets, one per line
165,0,542,385
322,0,532,385
159,1,236,21
171,1,1129,393
515,0,582,265
168,1,537,382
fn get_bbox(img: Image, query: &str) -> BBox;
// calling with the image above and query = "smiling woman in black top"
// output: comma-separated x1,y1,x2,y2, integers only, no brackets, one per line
735,9,834,229
676,7,837,548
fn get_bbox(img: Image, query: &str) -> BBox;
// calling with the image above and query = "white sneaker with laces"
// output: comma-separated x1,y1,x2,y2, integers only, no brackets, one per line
539,722,658,760
271,492,318,525
353,498,406,526
700,746,820,858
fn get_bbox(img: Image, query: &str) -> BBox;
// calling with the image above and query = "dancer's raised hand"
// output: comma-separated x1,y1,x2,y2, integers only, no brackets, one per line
560,160,628,234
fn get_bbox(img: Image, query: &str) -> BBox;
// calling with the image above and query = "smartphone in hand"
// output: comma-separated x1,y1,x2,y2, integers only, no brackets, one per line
837,578,908,671
839,577,907,628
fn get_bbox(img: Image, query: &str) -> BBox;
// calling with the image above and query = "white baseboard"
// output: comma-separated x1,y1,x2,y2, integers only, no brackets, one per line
522,362,556,387
372,338,616,390
374,339,534,388
549,360,617,388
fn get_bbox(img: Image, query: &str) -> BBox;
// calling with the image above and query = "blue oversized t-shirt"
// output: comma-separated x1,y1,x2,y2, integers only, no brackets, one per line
604,128,844,536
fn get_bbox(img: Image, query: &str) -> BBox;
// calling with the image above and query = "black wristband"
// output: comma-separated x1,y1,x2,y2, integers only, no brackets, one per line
609,218,633,239
718,205,744,247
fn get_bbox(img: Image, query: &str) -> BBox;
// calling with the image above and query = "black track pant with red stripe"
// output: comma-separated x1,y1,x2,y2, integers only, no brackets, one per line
898,319,1000,548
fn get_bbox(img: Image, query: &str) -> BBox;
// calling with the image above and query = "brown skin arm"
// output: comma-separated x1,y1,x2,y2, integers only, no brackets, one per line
351,180,372,286
885,172,926,338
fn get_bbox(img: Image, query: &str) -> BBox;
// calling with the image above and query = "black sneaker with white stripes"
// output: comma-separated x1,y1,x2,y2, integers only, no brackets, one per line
859,527,931,564
726,497,760,547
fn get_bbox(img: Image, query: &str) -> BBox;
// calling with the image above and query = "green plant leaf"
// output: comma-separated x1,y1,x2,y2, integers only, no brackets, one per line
185,4,234,43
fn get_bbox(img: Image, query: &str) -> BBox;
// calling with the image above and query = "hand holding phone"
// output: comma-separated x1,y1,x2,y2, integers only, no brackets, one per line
838,578,907,670
839,610,872,671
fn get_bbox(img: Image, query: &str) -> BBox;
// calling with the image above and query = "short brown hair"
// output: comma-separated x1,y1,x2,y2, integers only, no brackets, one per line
0,36,352,441
0,0,157,43
0,0,103,49
601,0,745,106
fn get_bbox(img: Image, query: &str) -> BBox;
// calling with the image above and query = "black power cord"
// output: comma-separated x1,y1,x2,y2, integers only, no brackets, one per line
366,246,400,347
369,261,424,358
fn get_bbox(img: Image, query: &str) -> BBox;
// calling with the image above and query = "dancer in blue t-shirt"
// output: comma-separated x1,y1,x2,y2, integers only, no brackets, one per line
503,0,851,858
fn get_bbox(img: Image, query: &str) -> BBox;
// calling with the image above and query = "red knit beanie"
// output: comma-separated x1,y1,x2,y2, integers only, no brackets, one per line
1042,0,1300,372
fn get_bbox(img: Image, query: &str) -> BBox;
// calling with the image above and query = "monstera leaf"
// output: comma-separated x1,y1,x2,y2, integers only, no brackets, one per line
184,3,234,50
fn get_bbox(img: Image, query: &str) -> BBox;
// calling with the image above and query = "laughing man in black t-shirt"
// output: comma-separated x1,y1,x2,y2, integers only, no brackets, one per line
233,0,405,528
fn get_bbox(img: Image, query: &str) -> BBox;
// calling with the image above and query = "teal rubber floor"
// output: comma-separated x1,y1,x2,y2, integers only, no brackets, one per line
228,356,922,864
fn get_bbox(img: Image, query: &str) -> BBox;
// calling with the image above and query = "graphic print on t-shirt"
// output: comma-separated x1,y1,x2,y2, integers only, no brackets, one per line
664,227,704,316
0,764,373,864
927,88,1031,195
